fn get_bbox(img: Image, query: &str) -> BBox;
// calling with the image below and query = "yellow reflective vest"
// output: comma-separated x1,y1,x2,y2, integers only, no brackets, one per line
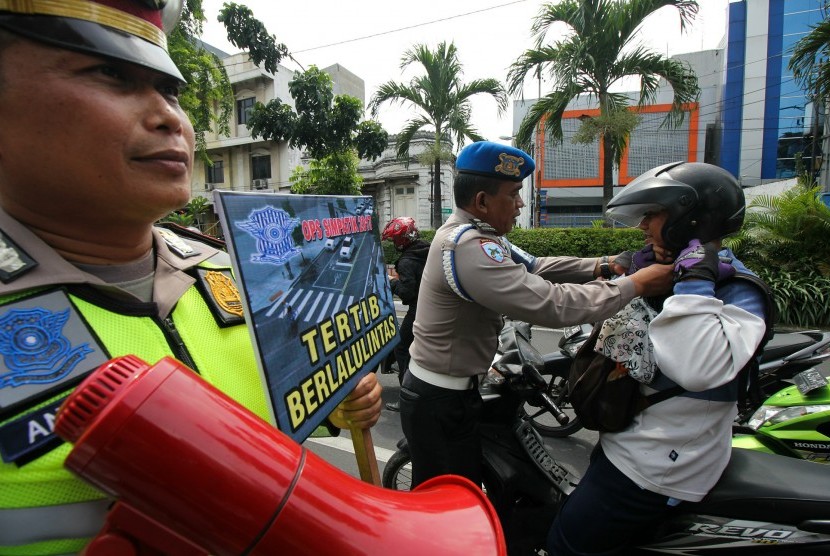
0,225,272,556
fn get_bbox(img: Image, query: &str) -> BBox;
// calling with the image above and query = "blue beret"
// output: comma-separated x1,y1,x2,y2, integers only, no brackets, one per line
456,141,535,182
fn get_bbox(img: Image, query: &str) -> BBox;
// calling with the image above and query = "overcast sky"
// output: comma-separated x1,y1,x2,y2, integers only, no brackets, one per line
200,0,729,144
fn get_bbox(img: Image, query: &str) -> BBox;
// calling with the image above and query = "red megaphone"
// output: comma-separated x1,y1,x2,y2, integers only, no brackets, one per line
55,355,506,555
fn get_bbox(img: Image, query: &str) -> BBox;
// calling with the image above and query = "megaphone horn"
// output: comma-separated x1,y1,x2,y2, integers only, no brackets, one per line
56,356,506,556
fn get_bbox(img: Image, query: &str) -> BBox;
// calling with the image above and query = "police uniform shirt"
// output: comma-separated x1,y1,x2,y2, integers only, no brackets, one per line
0,207,216,315
409,208,638,378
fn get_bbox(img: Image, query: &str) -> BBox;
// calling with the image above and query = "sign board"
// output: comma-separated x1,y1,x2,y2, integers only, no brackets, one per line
214,192,399,442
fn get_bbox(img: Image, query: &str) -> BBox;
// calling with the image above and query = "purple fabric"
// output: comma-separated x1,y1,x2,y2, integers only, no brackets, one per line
673,240,736,282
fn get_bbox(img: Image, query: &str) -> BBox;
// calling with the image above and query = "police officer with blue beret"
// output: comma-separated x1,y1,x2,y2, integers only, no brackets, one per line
0,2,381,554
401,141,674,488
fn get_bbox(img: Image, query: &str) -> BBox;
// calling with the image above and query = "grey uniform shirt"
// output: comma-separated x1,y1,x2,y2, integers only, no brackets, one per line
409,209,638,378
0,207,219,316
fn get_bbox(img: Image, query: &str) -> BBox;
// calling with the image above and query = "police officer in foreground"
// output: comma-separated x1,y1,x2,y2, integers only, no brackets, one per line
400,141,674,488
0,2,380,554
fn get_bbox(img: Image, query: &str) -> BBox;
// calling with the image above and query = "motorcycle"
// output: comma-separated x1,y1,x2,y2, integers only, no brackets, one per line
529,324,830,438
520,323,589,438
383,325,830,555
734,335,830,462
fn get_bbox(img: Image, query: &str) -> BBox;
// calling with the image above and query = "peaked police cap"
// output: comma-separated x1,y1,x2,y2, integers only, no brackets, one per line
0,0,185,82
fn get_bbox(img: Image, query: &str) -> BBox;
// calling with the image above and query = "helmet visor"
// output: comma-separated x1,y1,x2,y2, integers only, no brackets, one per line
605,202,666,228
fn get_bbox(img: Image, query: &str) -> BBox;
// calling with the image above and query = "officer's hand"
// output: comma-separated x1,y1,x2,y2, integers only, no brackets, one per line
673,239,735,283
627,262,674,297
615,244,673,276
329,372,383,430
611,250,633,276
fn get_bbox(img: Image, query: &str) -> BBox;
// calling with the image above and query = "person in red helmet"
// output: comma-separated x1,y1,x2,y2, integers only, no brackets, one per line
381,217,430,411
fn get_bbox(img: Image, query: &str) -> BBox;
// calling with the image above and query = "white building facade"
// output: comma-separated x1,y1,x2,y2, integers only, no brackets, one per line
190,47,442,234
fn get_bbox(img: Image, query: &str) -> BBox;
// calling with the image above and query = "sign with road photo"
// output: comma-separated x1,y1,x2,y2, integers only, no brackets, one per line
215,192,399,442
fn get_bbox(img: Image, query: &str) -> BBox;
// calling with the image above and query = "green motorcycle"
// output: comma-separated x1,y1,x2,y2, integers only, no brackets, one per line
734,330,830,462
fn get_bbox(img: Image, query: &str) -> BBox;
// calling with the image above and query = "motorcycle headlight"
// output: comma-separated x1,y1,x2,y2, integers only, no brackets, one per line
747,404,830,430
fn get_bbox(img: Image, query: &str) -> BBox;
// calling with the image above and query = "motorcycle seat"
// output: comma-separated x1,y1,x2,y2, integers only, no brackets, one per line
689,448,830,524
760,331,822,364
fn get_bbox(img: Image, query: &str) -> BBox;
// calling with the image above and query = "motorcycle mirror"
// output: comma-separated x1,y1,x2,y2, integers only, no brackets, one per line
510,320,532,340
515,333,545,372
494,349,522,377
499,320,531,350
521,363,548,389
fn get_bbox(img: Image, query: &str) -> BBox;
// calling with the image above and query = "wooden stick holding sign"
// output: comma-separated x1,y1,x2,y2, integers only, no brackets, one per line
351,426,381,485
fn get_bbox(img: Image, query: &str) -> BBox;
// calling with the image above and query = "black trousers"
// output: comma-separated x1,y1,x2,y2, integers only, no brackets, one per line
393,311,415,385
399,371,482,488
547,446,676,555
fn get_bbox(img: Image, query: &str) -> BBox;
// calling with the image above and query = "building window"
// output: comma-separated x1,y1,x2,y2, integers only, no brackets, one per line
625,110,691,178
206,160,224,184
237,97,255,125
252,155,271,180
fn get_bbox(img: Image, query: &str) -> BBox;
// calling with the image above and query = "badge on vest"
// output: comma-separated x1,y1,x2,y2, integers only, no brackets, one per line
195,268,245,326
0,290,110,420
0,230,37,283
0,398,65,467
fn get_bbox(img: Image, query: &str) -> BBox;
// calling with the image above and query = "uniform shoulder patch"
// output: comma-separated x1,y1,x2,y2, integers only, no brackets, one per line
0,289,110,465
194,268,245,327
479,240,507,263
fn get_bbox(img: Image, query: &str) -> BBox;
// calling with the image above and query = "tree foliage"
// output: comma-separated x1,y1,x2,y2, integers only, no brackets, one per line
219,5,388,195
570,107,641,150
789,2,830,101
168,0,233,162
217,3,290,75
289,150,363,195
247,67,387,162
507,0,701,214
369,41,507,228
728,177,830,277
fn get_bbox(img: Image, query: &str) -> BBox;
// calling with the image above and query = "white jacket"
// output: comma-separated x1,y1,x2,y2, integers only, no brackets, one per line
601,260,767,502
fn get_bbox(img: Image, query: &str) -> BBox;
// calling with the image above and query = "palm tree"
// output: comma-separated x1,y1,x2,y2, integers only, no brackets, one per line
369,41,507,228
789,1,830,101
789,2,830,176
732,178,830,276
507,0,701,215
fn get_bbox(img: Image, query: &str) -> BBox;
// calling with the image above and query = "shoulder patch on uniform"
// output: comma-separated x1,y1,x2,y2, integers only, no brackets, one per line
0,289,110,465
0,230,37,283
479,240,507,263
158,227,201,259
0,290,110,420
195,268,245,327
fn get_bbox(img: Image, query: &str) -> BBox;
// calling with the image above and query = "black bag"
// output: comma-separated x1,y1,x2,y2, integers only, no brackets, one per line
568,323,682,433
